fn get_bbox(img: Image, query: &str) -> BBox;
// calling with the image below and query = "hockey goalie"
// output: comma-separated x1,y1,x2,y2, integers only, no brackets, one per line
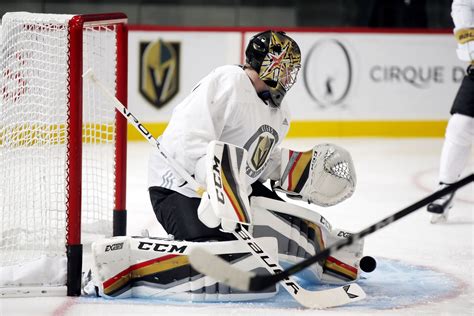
84,30,368,302
85,142,365,301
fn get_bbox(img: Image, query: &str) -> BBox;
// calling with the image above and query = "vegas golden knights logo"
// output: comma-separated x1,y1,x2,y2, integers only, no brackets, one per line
251,135,275,170
139,39,180,108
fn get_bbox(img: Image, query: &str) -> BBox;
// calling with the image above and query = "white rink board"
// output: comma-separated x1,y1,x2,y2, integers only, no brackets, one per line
128,30,242,119
284,32,466,120
128,28,467,122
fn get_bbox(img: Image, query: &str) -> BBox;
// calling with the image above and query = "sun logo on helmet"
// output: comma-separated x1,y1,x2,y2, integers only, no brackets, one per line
261,45,287,81
260,34,301,92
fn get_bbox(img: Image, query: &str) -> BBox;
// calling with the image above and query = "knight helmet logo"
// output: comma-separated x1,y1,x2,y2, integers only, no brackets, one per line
139,39,180,109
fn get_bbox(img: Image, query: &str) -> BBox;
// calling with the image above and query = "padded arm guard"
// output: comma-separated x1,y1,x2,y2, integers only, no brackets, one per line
274,144,357,207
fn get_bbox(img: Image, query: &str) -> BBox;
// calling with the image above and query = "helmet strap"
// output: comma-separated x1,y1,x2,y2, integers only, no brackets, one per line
257,90,271,103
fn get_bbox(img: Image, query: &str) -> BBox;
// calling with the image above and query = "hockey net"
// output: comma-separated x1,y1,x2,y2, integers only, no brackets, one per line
0,12,128,296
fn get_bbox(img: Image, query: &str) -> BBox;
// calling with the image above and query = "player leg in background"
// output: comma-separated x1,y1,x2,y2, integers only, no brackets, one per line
428,65,474,223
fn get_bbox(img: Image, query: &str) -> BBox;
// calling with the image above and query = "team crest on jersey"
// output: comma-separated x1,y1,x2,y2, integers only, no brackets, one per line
244,125,279,178
251,135,274,170
139,39,180,109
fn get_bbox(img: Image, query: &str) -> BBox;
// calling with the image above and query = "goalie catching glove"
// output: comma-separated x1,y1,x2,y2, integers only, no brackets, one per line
274,143,356,207
197,141,252,232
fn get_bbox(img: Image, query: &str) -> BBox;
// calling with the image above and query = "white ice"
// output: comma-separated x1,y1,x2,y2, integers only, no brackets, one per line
1,138,473,316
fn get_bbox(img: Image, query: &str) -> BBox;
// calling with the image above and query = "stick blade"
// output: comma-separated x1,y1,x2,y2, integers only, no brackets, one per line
189,246,366,309
307,283,366,309
250,274,366,309
188,246,254,291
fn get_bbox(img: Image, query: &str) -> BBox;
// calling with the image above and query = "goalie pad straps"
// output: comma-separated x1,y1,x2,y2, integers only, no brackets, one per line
275,144,357,207
90,236,278,301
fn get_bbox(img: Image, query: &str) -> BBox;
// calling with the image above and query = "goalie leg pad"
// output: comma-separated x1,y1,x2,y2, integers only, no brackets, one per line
89,235,279,301
250,197,364,285
321,228,364,284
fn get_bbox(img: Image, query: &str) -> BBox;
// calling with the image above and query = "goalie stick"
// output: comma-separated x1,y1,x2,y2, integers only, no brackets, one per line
192,174,474,292
84,68,366,309
83,68,206,197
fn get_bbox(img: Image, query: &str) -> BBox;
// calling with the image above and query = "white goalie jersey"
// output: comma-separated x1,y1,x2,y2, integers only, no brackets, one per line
148,65,290,197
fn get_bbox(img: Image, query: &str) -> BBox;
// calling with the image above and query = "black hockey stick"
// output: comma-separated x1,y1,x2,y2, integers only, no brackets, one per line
243,173,474,291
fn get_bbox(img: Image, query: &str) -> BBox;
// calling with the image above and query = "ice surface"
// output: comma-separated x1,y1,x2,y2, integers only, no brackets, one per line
1,138,472,315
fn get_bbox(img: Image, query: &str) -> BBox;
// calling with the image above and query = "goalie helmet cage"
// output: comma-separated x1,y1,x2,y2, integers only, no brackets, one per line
0,12,128,296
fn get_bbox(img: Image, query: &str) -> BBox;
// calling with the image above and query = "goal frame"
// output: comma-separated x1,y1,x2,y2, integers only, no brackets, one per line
66,12,128,296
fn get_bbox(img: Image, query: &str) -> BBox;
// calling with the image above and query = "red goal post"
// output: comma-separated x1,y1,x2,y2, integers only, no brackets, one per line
0,12,128,296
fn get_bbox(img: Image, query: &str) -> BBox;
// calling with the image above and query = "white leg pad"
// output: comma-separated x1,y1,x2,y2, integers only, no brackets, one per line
250,197,364,285
87,236,279,301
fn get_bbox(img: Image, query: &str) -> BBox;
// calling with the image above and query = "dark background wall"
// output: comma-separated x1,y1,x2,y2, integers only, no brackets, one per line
0,0,454,28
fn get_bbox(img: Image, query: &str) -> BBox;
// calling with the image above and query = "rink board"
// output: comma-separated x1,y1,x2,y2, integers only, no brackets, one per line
126,27,467,138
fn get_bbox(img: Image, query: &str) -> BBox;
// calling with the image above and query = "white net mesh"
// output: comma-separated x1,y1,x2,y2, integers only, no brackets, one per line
81,24,118,234
0,12,121,289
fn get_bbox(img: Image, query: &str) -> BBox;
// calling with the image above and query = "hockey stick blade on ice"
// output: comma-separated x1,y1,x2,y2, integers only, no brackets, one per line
189,226,366,309
200,174,473,292
84,68,366,308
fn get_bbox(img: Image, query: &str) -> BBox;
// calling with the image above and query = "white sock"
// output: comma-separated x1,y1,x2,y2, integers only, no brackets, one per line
439,114,473,184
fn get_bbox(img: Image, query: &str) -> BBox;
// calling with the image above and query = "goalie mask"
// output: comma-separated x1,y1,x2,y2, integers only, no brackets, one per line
245,30,301,107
